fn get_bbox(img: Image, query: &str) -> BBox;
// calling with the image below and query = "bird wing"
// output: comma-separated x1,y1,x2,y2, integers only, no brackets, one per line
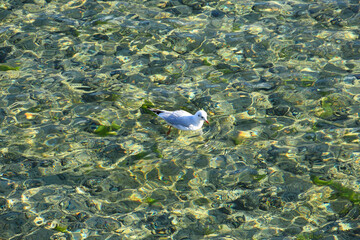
172,110,193,117
159,110,193,129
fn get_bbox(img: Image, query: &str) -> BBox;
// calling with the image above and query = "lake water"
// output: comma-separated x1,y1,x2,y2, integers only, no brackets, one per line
0,0,360,239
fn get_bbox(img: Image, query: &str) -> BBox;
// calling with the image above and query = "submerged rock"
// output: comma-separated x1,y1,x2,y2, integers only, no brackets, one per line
229,194,259,211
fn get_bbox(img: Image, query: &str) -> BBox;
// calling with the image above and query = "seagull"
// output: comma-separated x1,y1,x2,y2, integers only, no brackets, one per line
149,108,209,135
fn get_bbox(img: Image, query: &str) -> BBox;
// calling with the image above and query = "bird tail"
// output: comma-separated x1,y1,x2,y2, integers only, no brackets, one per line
148,108,163,115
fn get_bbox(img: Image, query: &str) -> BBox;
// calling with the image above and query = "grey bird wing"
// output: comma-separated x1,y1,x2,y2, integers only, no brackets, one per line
159,110,192,128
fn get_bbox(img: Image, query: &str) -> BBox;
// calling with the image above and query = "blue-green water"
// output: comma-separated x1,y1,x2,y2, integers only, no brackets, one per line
1,0,360,239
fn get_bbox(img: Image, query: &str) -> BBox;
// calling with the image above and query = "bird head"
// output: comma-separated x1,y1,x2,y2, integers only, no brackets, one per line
195,110,209,124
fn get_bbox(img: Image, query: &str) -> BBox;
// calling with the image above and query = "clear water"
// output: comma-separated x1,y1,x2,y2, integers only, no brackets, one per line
0,0,360,239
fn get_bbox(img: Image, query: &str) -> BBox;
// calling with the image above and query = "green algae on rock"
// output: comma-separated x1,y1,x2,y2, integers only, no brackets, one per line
314,93,352,120
311,175,360,205
0,64,19,71
94,122,121,137
140,99,155,114
53,225,68,233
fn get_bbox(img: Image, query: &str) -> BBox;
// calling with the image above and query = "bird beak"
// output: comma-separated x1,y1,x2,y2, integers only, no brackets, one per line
206,120,209,124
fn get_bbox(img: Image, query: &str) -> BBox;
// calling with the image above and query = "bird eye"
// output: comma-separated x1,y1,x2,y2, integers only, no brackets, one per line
198,114,200,117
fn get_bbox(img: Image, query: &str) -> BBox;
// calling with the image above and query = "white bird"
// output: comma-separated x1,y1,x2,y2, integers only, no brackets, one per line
149,108,209,135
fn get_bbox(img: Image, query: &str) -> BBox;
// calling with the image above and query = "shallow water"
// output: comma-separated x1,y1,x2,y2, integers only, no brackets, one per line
1,0,360,239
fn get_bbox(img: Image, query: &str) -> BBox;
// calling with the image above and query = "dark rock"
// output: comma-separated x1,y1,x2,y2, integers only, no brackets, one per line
342,41,360,60
0,198,8,211
146,213,176,236
93,34,109,41
0,10,11,21
70,117,100,133
67,222,86,231
109,69,127,81
0,46,12,63
193,197,209,206
323,63,349,73
165,6,192,16
208,207,232,223
165,32,205,53
102,201,141,214
82,91,120,102
252,2,282,13
266,105,292,116
211,10,225,18
23,228,58,240
0,108,6,124
159,161,181,177
226,215,246,228
230,195,258,211
0,212,34,238
75,212,90,222
199,184,216,195
259,196,283,211
98,144,126,164
0,178,16,196
86,216,121,231
181,0,206,10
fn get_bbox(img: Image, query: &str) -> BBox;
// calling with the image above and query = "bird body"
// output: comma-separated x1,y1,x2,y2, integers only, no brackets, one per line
149,108,209,134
